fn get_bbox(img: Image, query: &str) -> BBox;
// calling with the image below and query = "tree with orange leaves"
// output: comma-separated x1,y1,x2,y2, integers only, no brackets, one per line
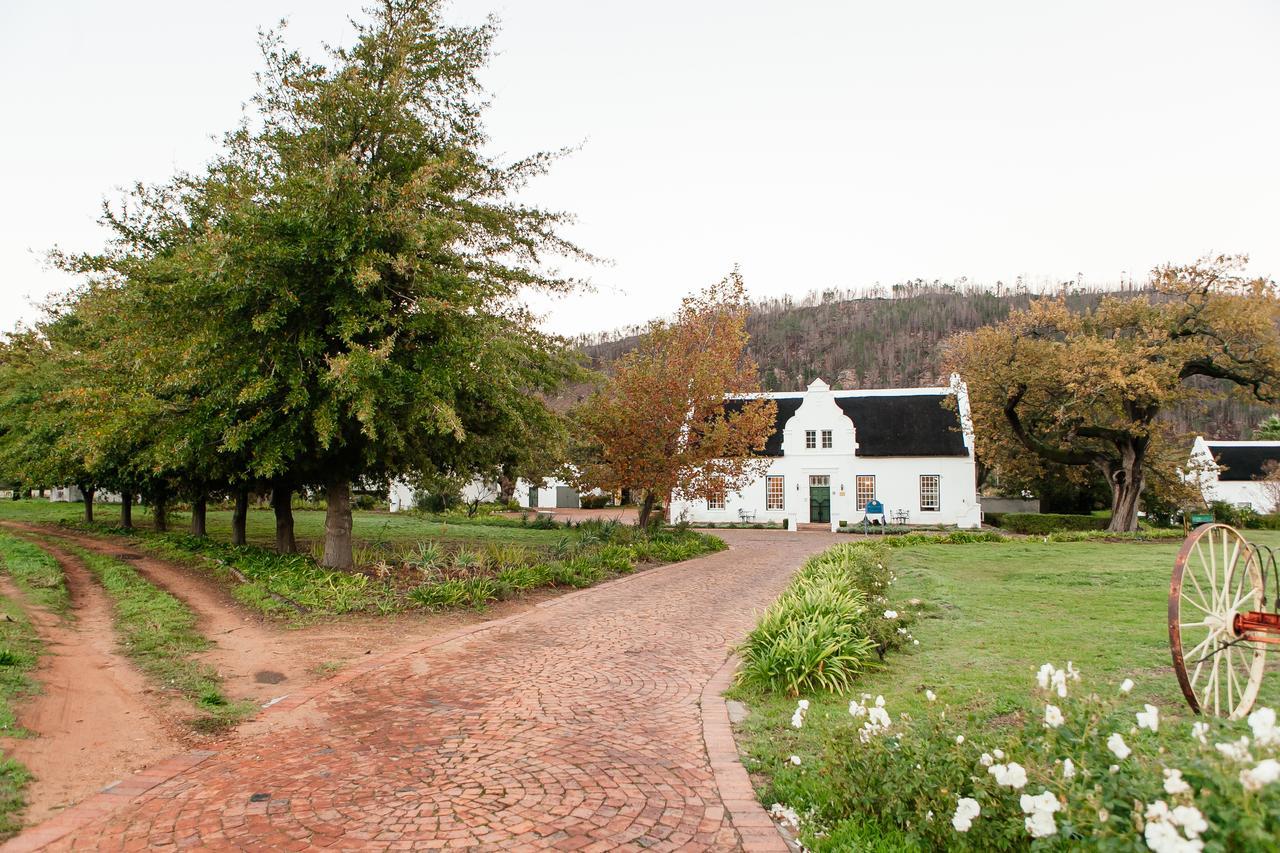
574,271,777,527
944,255,1280,531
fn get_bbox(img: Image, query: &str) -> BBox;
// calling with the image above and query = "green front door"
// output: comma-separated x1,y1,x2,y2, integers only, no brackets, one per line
809,476,831,524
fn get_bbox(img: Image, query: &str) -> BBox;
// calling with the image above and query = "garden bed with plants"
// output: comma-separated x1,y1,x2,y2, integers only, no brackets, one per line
730,538,1280,850
50,517,725,620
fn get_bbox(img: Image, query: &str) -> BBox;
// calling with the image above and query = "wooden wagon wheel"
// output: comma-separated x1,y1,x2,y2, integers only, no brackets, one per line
1169,524,1266,719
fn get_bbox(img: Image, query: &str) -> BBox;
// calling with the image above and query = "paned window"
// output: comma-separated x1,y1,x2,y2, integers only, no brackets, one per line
920,474,941,512
707,487,726,510
804,430,816,449
809,474,830,487
766,475,785,510
855,475,876,510
821,429,833,449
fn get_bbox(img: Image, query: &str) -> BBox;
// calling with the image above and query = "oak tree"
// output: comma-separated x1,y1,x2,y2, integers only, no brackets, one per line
944,255,1280,531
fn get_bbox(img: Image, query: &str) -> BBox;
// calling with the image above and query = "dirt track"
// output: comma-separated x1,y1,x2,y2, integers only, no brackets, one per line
0,555,177,825
0,521,548,827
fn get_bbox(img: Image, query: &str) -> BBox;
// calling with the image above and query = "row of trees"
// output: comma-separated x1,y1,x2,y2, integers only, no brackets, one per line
0,1,584,568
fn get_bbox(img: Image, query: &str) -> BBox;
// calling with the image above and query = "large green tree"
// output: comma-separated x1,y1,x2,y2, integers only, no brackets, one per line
50,0,586,566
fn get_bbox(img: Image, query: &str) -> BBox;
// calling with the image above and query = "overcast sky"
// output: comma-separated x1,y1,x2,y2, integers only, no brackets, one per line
2,0,1277,337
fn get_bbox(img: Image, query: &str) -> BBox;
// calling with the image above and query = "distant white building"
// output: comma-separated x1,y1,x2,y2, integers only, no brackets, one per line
668,377,982,529
1188,437,1280,514
388,477,501,512
515,477,586,510
49,486,123,503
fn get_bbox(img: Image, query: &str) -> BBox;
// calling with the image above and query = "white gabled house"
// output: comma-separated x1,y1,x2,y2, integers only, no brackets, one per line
1188,437,1280,514
668,377,982,529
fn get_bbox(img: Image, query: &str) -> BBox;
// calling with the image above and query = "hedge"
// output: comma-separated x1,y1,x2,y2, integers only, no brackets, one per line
995,512,1108,535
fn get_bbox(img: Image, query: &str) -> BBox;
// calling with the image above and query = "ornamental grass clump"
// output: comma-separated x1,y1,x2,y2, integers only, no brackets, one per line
738,543,912,697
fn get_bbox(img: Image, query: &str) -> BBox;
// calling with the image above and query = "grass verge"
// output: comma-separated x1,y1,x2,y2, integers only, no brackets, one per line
0,534,50,837
0,532,69,614
0,594,38,838
63,544,255,730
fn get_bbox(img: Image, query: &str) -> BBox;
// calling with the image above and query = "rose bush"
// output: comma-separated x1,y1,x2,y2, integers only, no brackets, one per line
767,665,1280,850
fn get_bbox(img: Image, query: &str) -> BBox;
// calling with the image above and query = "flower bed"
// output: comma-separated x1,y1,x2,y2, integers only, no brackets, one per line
756,664,1280,850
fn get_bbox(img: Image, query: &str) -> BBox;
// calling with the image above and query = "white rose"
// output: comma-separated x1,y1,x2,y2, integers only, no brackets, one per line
1241,758,1280,791
1171,804,1207,838
1120,678,1135,694
1137,704,1160,733
1248,707,1280,747
1163,768,1190,795
951,797,980,833
1107,733,1131,760
1044,704,1064,729
1062,758,1075,779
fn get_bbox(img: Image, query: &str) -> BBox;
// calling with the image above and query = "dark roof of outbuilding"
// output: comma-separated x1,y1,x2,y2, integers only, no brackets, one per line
723,392,969,458
835,394,969,457
1207,444,1280,481
723,397,801,457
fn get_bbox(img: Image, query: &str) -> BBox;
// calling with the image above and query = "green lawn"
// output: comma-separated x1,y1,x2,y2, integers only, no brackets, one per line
734,536,1280,849
0,500,570,552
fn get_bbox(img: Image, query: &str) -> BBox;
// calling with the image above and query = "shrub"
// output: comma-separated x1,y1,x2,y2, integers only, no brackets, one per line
591,544,636,574
1045,528,1184,542
997,513,1107,535
580,493,611,509
773,665,1280,852
409,577,496,610
738,543,912,696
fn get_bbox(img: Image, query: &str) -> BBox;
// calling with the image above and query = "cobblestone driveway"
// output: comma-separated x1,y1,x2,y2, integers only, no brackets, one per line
32,529,837,852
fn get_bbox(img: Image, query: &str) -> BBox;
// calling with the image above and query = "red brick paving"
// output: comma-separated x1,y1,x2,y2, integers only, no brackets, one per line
8,529,836,851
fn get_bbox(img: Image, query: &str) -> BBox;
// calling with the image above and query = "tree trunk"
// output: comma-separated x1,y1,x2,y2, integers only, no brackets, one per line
152,491,168,532
121,492,133,529
231,488,249,546
190,494,207,537
79,484,95,524
638,492,656,528
271,481,297,554
498,470,516,504
1103,448,1145,532
322,479,355,570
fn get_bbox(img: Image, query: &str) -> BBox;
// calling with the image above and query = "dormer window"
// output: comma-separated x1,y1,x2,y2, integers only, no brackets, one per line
821,429,833,449
805,430,816,449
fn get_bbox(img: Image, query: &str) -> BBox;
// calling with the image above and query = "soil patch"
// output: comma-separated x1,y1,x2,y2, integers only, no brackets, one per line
0,563,177,825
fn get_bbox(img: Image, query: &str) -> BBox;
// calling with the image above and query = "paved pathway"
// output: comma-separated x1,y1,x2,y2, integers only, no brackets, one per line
20,529,837,852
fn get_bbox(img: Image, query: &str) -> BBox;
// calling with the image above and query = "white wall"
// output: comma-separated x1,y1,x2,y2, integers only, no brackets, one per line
388,477,500,513
1207,481,1278,514
1187,437,1280,514
515,477,592,509
669,379,981,528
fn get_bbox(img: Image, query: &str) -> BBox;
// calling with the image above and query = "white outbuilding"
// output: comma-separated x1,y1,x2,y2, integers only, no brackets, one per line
668,377,982,529
1188,437,1280,514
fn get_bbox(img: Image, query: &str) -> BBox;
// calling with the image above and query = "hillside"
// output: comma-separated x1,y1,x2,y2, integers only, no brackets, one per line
572,284,1273,440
